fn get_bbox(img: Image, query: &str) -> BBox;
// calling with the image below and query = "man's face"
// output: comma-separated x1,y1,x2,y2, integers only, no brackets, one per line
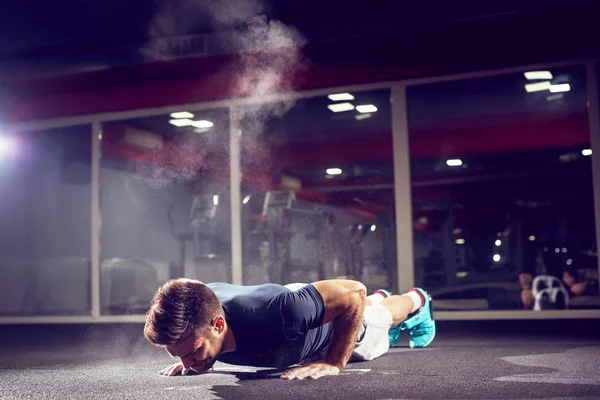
165,319,224,373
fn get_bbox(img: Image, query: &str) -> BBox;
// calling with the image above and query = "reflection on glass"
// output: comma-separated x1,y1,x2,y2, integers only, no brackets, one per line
99,109,231,315
408,66,599,311
239,89,396,293
0,125,92,315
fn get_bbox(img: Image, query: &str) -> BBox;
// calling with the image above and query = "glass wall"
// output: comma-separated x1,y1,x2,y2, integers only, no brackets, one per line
99,109,231,315
408,65,600,311
238,89,397,293
0,125,92,315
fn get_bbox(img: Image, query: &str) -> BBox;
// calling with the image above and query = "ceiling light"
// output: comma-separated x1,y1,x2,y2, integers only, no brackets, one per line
547,93,564,102
355,113,372,121
243,195,251,205
582,149,592,156
356,105,378,113
549,84,571,93
493,254,501,262
495,240,502,246
328,103,355,113
326,168,343,176
213,195,219,206
528,235,536,241
192,120,214,129
370,225,377,232
525,81,552,93
328,93,355,101
169,119,194,127
524,71,553,80
170,112,194,119
446,159,463,167
455,238,465,245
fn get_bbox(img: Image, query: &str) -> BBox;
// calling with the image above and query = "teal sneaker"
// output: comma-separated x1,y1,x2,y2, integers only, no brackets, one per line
400,288,436,349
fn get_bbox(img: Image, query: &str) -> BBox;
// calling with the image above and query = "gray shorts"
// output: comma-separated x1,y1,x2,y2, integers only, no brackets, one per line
284,283,393,362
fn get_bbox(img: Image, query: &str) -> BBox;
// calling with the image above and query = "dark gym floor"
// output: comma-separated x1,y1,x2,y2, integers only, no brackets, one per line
1,321,600,399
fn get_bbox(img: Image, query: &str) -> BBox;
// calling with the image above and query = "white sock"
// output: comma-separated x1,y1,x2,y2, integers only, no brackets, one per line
367,291,388,305
402,290,424,313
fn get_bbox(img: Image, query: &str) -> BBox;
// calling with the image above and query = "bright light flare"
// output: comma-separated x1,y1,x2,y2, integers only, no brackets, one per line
0,136,16,156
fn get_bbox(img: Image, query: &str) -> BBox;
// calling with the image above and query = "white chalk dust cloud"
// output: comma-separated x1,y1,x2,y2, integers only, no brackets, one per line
143,0,308,180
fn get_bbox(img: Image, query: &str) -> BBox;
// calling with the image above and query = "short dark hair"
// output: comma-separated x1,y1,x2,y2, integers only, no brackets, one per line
144,278,224,346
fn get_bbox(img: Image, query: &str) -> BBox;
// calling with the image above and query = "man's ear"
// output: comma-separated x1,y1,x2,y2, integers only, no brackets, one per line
212,315,226,334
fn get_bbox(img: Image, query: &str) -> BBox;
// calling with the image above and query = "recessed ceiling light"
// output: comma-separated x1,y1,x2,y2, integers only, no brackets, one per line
524,71,553,80
328,93,355,101
446,159,463,167
355,113,372,121
549,84,571,93
356,105,377,113
525,81,552,93
328,103,355,113
326,168,343,176
169,119,194,127
170,112,195,119
192,120,214,128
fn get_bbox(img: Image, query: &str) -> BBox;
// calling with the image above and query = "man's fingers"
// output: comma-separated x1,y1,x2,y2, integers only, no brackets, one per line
159,363,185,376
282,366,320,380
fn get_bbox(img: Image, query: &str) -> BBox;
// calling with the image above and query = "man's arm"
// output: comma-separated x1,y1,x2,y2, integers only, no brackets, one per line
281,279,366,380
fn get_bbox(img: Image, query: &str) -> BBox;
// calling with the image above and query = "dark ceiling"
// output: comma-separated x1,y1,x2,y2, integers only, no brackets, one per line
0,0,581,79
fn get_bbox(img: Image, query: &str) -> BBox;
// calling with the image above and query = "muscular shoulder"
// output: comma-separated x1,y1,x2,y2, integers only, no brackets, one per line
270,284,326,339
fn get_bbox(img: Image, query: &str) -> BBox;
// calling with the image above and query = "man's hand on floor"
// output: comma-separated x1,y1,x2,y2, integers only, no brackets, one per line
281,361,341,380
159,361,188,376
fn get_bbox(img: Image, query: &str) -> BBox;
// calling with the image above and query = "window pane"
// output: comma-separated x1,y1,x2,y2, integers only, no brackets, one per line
239,89,396,292
0,125,92,316
99,109,231,315
408,65,600,311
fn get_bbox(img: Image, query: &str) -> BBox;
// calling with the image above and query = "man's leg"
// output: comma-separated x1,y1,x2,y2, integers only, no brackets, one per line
372,288,436,349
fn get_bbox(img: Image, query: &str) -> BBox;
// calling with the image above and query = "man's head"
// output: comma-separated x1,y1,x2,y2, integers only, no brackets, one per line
144,278,226,372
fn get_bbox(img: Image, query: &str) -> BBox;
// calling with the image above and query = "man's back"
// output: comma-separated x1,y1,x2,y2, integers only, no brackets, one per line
208,282,333,368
